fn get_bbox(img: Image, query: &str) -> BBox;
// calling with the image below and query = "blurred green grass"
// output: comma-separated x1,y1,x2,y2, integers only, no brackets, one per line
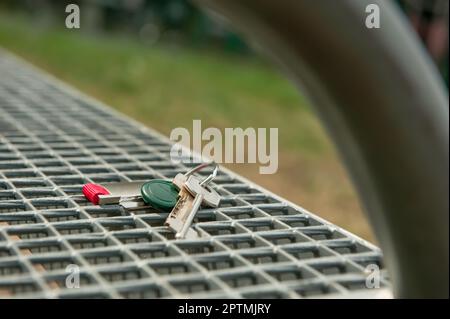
0,14,325,153
0,13,373,241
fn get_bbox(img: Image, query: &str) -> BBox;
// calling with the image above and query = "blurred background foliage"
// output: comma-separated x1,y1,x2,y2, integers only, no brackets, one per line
0,0,448,242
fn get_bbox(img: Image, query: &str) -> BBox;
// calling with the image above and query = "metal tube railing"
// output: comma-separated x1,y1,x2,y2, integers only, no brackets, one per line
195,0,449,298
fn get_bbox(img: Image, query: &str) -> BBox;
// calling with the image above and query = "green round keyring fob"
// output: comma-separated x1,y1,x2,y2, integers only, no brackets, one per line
140,180,179,212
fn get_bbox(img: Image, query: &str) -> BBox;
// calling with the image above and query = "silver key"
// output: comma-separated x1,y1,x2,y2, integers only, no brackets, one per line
82,181,151,211
184,175,220,208
165,162,219,239
176,177,221,239
97,182,143,205
165,185,200,239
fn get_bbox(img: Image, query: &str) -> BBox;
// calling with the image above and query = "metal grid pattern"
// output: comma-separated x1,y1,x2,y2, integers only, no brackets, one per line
0,50,389,298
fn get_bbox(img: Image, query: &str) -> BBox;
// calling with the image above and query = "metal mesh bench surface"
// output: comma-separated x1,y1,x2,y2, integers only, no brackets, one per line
0,50,389,298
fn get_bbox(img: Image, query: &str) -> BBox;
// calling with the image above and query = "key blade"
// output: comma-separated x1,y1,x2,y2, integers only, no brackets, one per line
165,188,202,239
99,195,143,205
98,194,122,205
120,199,150,211
177,193,203,239
101,181,144,197
165,189,194,233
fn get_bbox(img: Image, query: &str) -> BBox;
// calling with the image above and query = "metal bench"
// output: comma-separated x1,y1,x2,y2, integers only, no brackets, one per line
0,50,388,298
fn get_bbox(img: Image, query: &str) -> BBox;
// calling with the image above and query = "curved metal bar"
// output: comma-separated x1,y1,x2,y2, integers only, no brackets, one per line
195,0,449,298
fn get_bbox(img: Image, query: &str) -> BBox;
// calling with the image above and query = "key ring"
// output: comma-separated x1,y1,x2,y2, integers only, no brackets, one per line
199,162,218,186
184,161,218,186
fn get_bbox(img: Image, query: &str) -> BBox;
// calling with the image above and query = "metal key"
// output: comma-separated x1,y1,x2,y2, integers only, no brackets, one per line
82,182,148,211
184,175,221,208
177,176,221,239
165,162,219,239
166,186,199,239
95,182,143,205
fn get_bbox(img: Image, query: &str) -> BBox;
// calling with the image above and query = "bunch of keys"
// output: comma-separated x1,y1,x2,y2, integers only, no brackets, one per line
167,162,220,239
82,162,220,239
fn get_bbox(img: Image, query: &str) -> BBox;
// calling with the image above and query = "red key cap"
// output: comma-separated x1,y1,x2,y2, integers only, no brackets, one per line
82,183,110,205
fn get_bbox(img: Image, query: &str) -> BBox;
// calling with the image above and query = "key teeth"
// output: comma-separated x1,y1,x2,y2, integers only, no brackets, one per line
82,183,110,205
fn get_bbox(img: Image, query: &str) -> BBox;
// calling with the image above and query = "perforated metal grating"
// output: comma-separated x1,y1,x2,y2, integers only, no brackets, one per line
0,50,389,298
